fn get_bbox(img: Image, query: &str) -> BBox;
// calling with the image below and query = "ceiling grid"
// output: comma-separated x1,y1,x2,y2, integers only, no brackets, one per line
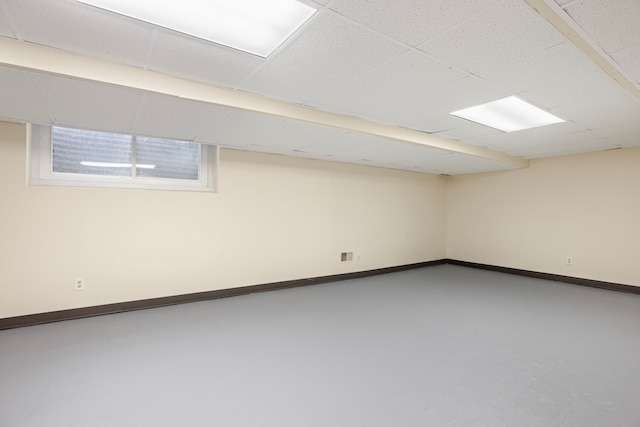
0,0,638,174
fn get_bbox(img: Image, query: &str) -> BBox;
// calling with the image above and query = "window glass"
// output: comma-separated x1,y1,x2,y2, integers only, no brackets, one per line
52,127,133,177
136,136,200,180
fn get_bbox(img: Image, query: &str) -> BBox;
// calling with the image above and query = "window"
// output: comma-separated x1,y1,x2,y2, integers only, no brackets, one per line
29,125,217,192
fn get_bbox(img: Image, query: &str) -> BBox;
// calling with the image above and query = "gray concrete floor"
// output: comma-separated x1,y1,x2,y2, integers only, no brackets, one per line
1,265,640,426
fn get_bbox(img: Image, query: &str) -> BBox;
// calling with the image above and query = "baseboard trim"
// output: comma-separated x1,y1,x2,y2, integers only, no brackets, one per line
446,259,640,295
0,259,447,330
3,259,637,330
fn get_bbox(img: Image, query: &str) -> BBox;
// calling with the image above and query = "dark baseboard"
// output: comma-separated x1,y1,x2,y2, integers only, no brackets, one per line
3,259,637,330
0,259,447,330
446,259,640,295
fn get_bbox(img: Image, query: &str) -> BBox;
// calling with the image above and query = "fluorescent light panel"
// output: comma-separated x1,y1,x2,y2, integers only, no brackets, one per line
450,96,564,132
81,161,156,169
77,0,317,57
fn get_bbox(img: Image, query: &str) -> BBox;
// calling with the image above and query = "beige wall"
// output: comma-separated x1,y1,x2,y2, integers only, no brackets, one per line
447,147,640,286
0,122,447,318
3,118,639,319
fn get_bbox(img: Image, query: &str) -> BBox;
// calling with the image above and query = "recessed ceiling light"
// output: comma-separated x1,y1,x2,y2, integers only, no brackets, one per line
77,0,317,57
450,96,564,132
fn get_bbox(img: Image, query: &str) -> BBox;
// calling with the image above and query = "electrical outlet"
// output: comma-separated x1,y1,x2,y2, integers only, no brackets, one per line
74,277,86,291
566,257,573,266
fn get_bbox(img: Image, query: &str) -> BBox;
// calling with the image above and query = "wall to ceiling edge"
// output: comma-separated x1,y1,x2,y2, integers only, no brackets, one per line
0,122,447,318
447,146,640,287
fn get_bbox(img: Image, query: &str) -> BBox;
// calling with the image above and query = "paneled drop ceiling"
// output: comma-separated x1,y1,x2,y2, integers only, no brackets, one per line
0,0,639,175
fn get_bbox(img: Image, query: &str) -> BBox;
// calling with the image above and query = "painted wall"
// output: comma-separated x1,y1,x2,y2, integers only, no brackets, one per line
447,147,640,287
0,122,447,318
4,118,638,319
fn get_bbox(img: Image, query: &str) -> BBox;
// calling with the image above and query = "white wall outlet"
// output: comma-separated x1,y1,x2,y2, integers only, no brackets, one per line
74,277,86,291
566,257,573,266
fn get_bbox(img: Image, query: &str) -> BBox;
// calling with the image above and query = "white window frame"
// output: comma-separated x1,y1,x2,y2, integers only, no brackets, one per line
27,124,218,192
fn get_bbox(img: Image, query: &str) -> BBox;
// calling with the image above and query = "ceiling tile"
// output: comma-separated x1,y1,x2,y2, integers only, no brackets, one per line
283,133,458,173
393,76,509,133
239,10,407,103
355,140,450,165
294,133,470,175
135,93,230,142
0,7,17,38
465,121,593,158
519,71,640,130
285,150,330,160
0,67,51,124
146,29,264,89
476,42,600,94
199,110,353,152
310,74,507,136
563,0,640,54
294,132,389,157
235,145,293,156
433,124,503,141
3,0,152,67
330,0,502,47
589,124,640,149
207,112,292,149
433,153,517,175
420,0,565,73
307,50,467,123
196,109,358,154
515,135,617,159
30,73,143,133
467,112,640,158
611,46,640,85
274,123,352,151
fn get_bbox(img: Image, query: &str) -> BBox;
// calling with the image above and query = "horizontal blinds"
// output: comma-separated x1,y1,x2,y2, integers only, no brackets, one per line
51,127,200,180
52,127,132,177
136,137,199,180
